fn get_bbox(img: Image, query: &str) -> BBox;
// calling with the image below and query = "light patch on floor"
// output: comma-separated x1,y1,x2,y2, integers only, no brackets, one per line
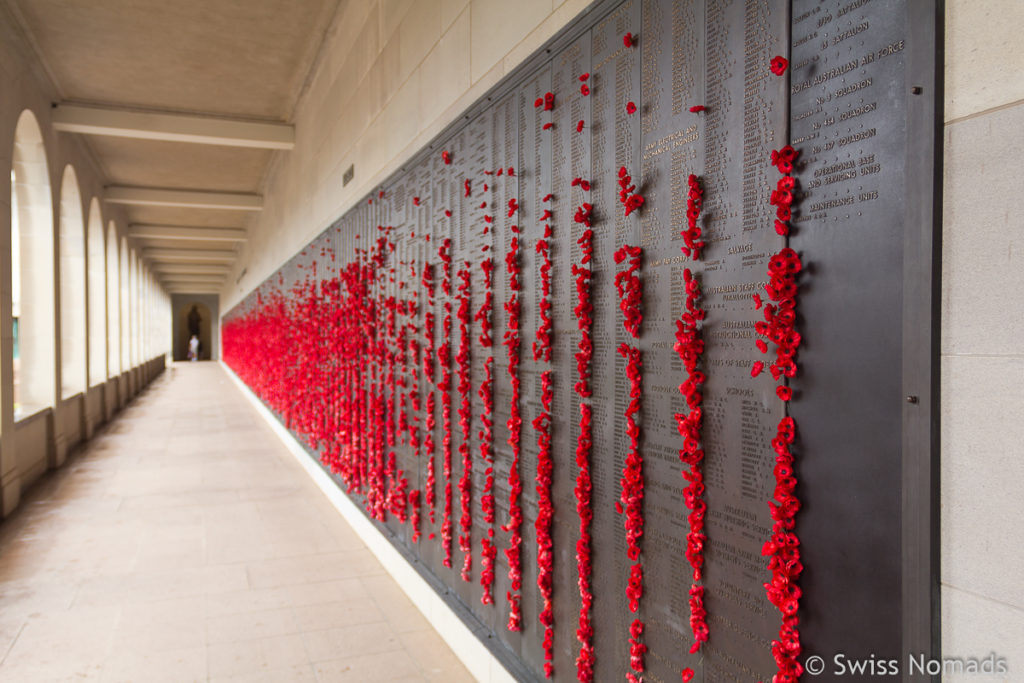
0,362,474,682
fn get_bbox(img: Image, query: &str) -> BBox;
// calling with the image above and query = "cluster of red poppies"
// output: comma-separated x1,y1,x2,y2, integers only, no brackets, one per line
456,264,474,582
757,144,805,683
681,174,705,259
675,224,711,661
626,618,647,683
572,215,596,682
574,201,594,229
752,245,802,391
227,231,427,531
406,269,423,476
476,257,497,605
762,415,803,682
534,91,556,130
612,243,648,674
532,209,556,678
614,244,643,337
409,488,422,542
618,166,645,217
438,240,455,568
422,263,438,528
534,91,555,111
503,220,524,631
770,55,789,76
769,145,799,236
571,177,592,192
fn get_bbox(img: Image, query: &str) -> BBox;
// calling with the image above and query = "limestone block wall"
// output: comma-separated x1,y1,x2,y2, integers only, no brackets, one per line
941,0,1024,671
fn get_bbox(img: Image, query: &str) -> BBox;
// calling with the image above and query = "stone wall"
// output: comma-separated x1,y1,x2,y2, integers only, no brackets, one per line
941,0,1024,671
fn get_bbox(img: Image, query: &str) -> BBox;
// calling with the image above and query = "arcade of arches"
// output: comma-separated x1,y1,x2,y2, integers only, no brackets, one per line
4,106,168,514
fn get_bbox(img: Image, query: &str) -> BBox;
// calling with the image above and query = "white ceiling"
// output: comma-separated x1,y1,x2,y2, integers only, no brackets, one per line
7,0,343,293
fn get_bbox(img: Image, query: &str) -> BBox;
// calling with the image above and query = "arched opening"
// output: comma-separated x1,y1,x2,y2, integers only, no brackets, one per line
177,302,212,361
87,199,105,386
106,221,120,377
119,237,129,372
58,166,86,398
131,251,140,366
11,110,55,416
139,263,148,361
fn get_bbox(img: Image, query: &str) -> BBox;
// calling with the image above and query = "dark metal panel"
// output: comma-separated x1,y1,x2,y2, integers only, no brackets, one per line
788,0,937,674
692,1,790,680
548,29,593,680
637,1,710,679
516,65,554,679
586,1,642,680
902,0,942,675
223,1,939,681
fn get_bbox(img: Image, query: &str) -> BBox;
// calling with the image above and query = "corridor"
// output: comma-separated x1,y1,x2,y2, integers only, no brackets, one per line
0,363,472,682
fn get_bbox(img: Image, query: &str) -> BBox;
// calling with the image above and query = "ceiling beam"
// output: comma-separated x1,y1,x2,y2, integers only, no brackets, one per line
163,284,225,291
105,187,262,211
52,104,294,150
163,283,225,291
160,273,226,283
144,248,236,262
165,284,223,294
131,225,248,242
151,263,231,275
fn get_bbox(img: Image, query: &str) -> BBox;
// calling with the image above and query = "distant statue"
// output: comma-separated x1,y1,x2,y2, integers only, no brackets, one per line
187,305,201,337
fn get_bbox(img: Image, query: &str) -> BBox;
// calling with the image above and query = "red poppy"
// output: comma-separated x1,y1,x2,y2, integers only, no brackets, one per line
579,72,590,82
776,386,792,401
623,31,634,47
542,122,553,130
682,669,694,682
689,105,706,113
577,120,585,132
626,101,637,114
413,196,420,206
581,84,590,96
442,150,451,164
770,55,789,76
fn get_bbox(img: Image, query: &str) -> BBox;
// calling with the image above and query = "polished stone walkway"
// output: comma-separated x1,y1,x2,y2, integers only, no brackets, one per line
0,362,473,683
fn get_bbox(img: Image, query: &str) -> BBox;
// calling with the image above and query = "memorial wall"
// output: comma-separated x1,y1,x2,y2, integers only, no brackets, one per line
223,1,939,680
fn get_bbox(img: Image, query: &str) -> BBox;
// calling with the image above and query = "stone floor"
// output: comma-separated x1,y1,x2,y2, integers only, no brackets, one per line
0,362,474,683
